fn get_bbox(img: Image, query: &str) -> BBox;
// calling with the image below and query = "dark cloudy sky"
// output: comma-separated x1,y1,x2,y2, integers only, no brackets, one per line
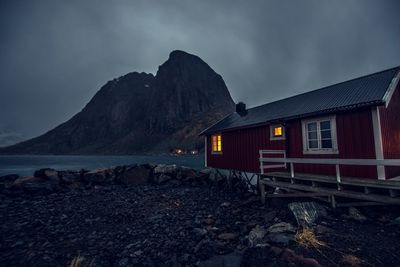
0,0,399,143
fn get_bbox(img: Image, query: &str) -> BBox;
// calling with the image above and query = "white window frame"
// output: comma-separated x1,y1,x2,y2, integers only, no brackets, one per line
270,124,285,140
301,115,338,154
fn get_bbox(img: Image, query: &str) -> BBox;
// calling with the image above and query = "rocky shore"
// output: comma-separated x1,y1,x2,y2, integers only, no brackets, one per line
1,164,400,266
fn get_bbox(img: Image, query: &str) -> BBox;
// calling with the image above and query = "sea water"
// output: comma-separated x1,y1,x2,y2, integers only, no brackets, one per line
0,154,205,176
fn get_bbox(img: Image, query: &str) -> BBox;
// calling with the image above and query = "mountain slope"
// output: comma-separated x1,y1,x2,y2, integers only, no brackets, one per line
0,50,234,154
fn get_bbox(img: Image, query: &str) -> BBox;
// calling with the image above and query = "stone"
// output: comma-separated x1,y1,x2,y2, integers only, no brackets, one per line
279,248,322,267
156,174,172,184
58,171,80,185
177,166,197,179
267,222,296,233
119,166,150,185
10,176,59,195
288,202,328,227
217,233,237,240
82,168,113,185
204,218,215,225
266,233,294,246
0,174,19,184
198,251,242,267
220,202,231,207
391,216,400,225
247,225,267,247
347,207,367,222
34,168,58,181
193,228,208,237
154,164,178,175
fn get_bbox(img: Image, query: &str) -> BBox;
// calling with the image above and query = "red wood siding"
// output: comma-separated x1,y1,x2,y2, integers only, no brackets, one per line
207,109,378,179
379,81,400,179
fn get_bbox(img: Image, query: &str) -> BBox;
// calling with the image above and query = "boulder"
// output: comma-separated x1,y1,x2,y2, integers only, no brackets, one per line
288,202,328,227
0,174,19,184
82,168,114,185
346,207,367,222
247,225,267,247
33,168,59,182
199,251,242,267
119,166,150,186
217,233,238,241
58,171,81,185
266,233,294,246
155,174,172,184
177,166,197,180
154,164,178,175
267,222,296,233
11,176,58,195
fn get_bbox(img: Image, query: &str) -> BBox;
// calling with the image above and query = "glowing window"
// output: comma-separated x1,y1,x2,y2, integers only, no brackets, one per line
212,134,222,153
274,127,283,137
270,124,285,140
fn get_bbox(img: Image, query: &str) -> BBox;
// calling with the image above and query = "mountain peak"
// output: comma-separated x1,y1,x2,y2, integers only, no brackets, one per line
169,50,195,59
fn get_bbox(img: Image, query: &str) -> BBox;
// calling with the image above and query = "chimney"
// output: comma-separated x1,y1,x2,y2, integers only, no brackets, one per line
236,102,247,116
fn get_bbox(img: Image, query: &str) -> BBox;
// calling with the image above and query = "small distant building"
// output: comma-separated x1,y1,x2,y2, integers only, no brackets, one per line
200,66,400,180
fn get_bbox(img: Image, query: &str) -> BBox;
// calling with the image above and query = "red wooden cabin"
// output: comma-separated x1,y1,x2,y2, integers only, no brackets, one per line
200,67,400,180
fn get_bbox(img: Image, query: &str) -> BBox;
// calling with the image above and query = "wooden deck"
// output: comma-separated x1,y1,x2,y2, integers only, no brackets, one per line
260,171,400,207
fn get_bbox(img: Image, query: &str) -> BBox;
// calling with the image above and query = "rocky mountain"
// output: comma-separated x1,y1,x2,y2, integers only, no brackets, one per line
0,50,235,154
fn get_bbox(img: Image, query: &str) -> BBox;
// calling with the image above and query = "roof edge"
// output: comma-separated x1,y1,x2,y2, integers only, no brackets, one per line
201,100,384,135
198,112,234,136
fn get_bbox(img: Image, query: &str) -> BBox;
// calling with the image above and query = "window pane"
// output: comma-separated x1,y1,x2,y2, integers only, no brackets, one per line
308,140,318,149
307,122,317,132
308,131,317,140
320,120,331,130
321,139,333,148
274,126,282,137
320,130,331,139
217,140,222,151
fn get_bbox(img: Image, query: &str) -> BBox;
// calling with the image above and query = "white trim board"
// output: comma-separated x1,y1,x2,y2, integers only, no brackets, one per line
371,106,386,180
383,70,400,108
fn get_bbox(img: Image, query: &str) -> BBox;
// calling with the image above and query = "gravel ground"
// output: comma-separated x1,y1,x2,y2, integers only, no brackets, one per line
1,184,399,267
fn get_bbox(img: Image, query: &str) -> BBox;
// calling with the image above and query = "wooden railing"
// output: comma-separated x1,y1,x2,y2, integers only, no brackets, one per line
259,150,286,175
259,149,400,182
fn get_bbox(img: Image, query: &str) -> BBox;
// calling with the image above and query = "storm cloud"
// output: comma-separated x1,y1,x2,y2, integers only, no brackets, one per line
0,0,399,143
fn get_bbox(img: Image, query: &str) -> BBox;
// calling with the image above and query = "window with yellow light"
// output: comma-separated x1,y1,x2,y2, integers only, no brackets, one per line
211,134,222,153
270,124,285,140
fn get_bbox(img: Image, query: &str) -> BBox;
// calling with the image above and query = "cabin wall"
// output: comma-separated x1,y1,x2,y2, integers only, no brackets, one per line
287,109,377,178
206,109,378,178
205,125,285,173
379,81,400,179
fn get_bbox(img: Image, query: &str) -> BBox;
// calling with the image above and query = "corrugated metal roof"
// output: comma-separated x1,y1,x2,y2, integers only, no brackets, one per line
201,66,400,135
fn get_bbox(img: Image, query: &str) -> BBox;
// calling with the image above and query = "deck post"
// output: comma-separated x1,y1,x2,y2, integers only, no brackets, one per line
259,150,264,175
290,163,294,178
260,181,266,204
335,164,342,190
330,195,337,208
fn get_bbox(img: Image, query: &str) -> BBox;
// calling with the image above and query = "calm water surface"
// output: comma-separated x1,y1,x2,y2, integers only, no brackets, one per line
0,154,205,176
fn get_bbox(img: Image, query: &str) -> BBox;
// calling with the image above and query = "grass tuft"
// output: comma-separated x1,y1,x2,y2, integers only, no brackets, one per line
69,254,95,267
295,227,326,248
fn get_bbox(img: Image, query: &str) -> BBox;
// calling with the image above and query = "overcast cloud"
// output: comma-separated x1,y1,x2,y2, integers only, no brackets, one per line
0,0,399,142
